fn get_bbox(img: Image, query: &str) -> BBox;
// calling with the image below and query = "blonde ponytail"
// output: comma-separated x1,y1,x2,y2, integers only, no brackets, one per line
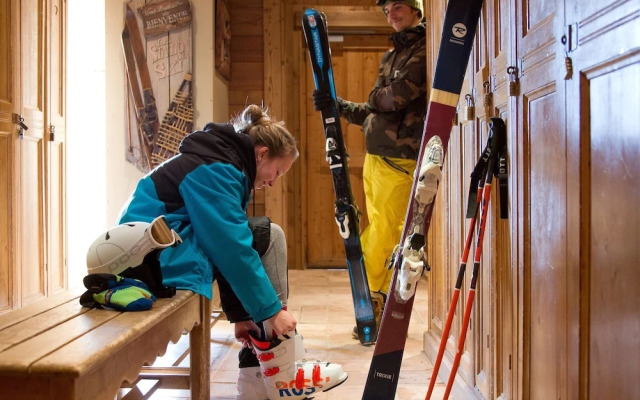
231,104,299,159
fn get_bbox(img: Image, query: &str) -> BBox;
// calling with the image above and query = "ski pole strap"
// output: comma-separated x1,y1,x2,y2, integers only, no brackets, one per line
489,117,508,219
465,118,509,219
466,134,494,218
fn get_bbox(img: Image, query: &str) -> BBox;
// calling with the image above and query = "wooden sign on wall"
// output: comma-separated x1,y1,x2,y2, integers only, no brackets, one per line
139,0,192,37
124,0,193,172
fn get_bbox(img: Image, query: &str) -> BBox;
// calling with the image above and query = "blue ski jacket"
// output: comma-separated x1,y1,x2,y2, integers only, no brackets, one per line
118,123,282,323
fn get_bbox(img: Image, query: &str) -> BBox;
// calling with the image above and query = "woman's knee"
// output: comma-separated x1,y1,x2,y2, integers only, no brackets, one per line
269,223,285,247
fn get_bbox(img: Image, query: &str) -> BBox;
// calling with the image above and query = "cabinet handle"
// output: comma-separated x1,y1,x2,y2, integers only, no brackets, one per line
12,113,29,139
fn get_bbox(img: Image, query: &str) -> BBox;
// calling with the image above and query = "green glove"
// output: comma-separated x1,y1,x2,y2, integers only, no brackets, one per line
90,285,156,311
80,274,156,311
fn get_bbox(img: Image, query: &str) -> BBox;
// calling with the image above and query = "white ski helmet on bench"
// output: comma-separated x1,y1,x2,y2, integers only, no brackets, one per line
86,216,182,275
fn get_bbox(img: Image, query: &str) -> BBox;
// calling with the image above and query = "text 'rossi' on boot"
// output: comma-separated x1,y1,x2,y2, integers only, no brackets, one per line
249,331,348,399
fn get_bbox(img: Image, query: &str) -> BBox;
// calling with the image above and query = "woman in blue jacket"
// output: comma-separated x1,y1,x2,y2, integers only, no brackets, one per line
118,104,346,399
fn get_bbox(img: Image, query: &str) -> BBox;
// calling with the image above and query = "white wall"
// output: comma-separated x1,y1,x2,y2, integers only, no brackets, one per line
67,0,228,287
67,0,107,288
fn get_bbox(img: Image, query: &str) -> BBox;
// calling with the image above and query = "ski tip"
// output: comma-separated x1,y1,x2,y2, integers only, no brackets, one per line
355,323,378,346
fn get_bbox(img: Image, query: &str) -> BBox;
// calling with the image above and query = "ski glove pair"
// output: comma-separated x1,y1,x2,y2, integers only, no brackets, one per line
80,273,156,311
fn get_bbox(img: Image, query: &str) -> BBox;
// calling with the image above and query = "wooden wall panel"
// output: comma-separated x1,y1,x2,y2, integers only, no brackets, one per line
566,2,640,398
228,0,264,111
230,5,263,36
230,36,262,63
262,0,285,244
228,0,264,219
1,0,67,313
229,62,264,91
494,107,512,400
491,2,515,398
525,86,565,400
46,142,65,294
516,0,567,398
46,0,67,295
586,61,640,399
0,132,12,312
0,0,16,312
19,0,47,306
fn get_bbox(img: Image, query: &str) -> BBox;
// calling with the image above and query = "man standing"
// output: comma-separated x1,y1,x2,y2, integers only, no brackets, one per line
314,0,426,334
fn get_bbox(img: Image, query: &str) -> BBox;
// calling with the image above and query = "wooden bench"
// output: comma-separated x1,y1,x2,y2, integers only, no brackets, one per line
0,287,211,400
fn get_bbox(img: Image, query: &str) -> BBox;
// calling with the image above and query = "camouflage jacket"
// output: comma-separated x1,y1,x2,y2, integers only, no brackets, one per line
337,23,426,160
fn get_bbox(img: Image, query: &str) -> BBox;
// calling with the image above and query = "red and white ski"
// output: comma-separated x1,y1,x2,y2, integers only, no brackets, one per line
361,0,485,398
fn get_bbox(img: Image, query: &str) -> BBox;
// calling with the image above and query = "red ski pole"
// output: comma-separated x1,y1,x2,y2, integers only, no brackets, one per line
442,117,505,399
425,181,483,400
442,169,492,399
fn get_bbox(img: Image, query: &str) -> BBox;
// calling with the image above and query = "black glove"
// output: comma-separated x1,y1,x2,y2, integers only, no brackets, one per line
312,89,331,111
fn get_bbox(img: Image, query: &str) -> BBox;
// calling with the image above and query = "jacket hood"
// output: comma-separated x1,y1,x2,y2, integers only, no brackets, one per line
391,21,426,49
178,123,257,187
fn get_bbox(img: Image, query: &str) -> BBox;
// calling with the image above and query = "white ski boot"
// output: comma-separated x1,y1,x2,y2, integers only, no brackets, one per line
237,365,268,400
250,331,348,399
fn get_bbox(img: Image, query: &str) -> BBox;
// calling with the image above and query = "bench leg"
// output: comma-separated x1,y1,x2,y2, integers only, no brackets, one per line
190,296,211,399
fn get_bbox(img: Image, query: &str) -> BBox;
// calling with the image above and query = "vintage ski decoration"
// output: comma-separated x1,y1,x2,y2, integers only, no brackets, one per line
151,73,194,167
362,0,485,398
122,3,159,157
302,8,378,346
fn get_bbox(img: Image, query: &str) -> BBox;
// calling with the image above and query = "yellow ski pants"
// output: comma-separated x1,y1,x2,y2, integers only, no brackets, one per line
361,153,416,294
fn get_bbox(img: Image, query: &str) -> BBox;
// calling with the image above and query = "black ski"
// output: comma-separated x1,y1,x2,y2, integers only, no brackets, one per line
302,8,377,346
362,0,485,398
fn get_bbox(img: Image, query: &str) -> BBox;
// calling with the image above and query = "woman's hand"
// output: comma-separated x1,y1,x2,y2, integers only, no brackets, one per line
265,309,297,337
234,320,261,348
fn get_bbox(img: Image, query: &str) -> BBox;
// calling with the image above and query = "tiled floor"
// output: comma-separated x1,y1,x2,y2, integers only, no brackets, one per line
133,269,447,400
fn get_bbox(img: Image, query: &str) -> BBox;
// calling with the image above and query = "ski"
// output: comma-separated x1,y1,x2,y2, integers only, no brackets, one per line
302,8,377,346
122,3,159,148
362,0,485,398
